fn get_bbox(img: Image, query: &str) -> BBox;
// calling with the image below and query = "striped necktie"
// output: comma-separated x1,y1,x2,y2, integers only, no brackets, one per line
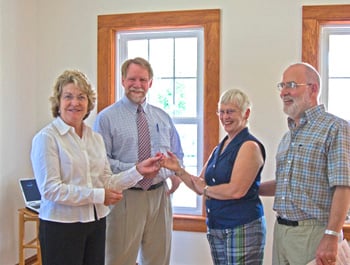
136,105,153,190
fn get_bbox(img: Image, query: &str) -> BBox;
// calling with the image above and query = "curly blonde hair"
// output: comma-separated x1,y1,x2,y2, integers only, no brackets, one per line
49,69,96,120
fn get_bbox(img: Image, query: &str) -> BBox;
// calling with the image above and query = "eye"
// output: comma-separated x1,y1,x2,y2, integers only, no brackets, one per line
62,94,73,100
227,109,235,115
277,82,285,90
78,95,87,101
286,81,297,89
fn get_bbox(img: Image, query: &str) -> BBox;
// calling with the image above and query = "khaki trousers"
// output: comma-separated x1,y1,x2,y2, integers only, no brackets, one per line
272,219,327,265
105,185,172,265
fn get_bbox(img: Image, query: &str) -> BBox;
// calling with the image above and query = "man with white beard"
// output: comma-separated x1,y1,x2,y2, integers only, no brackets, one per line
260,62,350,265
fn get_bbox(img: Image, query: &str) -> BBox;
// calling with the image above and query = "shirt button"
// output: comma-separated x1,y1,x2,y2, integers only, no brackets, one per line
212,178,216,183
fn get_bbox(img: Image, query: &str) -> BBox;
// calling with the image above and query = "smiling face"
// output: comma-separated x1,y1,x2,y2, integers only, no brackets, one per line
122,63,153,104
218,103,250,138
279,64,319,123
59,83,88,130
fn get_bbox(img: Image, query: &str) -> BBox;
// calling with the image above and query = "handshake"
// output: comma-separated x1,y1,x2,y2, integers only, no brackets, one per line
135,151,182,177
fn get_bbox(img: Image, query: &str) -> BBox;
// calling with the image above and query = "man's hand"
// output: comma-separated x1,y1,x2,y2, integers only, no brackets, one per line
104,189,123,206
166,175,182,195
136,156,161,177
315,235,338,265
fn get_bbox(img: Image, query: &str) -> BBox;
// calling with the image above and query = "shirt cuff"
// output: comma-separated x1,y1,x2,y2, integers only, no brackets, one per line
108,166,143,191
93,188,105,204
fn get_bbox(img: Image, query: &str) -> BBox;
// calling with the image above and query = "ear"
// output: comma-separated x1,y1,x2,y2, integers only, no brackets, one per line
244,108,251,120
310,83,319,94
148,79,153,88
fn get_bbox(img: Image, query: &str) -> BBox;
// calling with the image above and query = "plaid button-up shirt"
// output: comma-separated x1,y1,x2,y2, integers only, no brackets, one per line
273,104,350,224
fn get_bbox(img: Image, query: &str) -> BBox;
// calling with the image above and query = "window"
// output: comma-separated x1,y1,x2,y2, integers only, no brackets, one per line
97,9,220,232
302,5,350,121
117,29,204,215
319,27,350,121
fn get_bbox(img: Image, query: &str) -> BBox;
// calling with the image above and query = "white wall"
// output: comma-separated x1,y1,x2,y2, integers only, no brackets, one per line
1,0,350,264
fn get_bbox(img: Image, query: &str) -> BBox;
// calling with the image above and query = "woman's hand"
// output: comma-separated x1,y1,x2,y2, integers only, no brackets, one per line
191,176,206,195
159,151,181,171
104,189,123,206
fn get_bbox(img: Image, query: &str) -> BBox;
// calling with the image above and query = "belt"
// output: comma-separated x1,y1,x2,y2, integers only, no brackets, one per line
129,181,164,191
277,216,299,226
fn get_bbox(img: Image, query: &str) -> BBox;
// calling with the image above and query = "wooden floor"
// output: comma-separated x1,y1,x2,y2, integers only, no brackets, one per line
17,256,138,265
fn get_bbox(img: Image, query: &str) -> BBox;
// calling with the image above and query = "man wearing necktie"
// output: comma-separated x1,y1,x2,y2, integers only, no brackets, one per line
94,57,184,265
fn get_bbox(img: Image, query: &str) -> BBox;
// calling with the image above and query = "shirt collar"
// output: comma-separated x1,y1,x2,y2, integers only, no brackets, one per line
287,104,325,129
53,116,86,136
121,95,148,113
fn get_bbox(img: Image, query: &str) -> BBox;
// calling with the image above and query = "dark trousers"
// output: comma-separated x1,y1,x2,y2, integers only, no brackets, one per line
39,217,106,265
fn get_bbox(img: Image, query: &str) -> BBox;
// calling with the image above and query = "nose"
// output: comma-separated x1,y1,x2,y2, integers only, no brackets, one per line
133,79,143,87
279,87,289,98
70,97,81,105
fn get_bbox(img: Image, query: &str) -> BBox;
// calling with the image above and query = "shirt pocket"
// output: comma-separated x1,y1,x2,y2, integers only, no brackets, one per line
151,122,171,154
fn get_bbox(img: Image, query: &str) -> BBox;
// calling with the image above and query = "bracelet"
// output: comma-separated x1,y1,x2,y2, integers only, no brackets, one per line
203,185,210,199
324,229,341,237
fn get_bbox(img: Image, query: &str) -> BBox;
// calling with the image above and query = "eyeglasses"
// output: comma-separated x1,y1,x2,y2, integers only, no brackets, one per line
61,93,88,102
216,109,236,116
277,81,312,91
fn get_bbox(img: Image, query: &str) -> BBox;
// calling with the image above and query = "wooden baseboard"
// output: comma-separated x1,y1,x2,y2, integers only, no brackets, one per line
16,254,38,265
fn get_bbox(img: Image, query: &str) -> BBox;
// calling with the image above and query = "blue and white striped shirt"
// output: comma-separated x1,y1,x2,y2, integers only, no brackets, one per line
94,96,184,186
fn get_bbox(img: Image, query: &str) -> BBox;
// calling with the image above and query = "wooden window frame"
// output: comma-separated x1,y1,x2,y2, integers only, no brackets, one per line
302,5,350,70
97,9,220,232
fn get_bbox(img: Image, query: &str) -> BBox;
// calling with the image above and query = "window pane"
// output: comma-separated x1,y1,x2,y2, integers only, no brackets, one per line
150,38,174,77
127,40,149,59
150,78,197,117
328,78,350,121
329,35,350,77
171,124,200,213
175,38,197,77
174,78,197,117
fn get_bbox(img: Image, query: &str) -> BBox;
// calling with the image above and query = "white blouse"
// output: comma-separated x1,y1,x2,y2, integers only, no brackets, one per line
31,117,143,223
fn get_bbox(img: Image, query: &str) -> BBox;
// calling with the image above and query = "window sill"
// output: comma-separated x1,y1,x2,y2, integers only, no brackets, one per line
173,214,207,232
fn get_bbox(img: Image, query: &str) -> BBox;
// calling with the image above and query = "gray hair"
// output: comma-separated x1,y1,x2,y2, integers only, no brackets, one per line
218,88,251,113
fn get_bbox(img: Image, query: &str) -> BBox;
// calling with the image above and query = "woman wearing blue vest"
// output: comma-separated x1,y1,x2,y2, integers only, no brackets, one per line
161,88,266,265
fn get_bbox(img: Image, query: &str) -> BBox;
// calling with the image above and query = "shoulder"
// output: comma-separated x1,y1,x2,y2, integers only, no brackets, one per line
148,105,173,122
95,101,125,126
33,121,58,138
98,101,123,116
32,121,61,149
241,135,266,159
317,112,350,134
148,104,169,115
